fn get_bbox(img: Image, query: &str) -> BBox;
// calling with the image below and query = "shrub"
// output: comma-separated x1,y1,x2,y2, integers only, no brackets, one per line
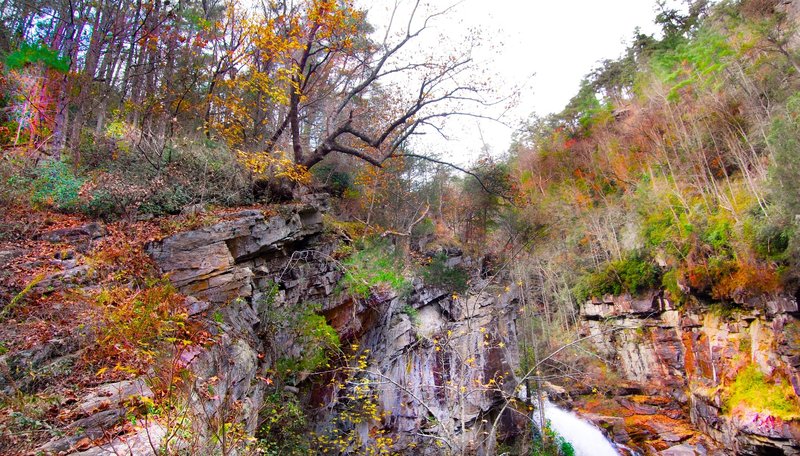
256,392,310,455
312,163,353,197
0,154,30,204
86,280,191,376
400,304,419,325
711,260,780,301
702,216,733,253
574,251,660,302
264,300,340,380
531,421,576,456
661,269,683,302
137,183,191,216
753,221,792,261
30,160,84,211
76,135,250,217
422,252,469,293
640,198,693,258
81,189,121,219
411,217,435,238
285,309,340,374
769,93,800,217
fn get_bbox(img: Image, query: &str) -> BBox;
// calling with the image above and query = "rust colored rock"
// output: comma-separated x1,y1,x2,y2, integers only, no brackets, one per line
578,291,800,454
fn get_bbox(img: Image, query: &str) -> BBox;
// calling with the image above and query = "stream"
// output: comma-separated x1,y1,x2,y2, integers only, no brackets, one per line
535,400,620,456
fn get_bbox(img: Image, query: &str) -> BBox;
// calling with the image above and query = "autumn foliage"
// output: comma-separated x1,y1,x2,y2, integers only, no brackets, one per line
509,0,799,311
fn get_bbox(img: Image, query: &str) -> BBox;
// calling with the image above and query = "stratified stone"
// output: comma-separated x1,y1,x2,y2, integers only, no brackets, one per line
148,205,323,304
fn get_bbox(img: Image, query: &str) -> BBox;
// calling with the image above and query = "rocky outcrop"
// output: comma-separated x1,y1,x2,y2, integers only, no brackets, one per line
37,379,154,455
137,201,524,455
580,293,800,455
348,280,523,455
147,205,324,304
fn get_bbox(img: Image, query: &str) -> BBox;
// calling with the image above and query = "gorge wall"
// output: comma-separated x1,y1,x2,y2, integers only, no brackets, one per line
579,292,800,455
143,200,525,455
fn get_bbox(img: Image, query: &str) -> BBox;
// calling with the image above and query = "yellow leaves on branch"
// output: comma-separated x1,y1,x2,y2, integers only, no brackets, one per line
238,150,312,184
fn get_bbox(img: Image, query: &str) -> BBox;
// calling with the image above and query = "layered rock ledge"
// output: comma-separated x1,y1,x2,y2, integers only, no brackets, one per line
579,292,800,455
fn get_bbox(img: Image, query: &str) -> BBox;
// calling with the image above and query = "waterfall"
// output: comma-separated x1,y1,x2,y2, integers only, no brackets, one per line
535,400,620,456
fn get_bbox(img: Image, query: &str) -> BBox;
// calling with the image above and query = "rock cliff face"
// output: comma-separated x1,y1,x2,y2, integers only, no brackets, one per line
580,293,800,455
144,201,523,454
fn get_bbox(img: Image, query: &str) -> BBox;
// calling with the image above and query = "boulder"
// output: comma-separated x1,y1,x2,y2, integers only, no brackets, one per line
35,222,106,243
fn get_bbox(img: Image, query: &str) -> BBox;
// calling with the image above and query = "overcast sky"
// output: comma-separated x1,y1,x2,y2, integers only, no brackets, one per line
359,0,665,164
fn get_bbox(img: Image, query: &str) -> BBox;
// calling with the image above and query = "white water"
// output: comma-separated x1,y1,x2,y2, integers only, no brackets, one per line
535,400,619,456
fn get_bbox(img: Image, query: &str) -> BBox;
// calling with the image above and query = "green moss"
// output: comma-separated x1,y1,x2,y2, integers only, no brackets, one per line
725,364,800,421
341,237,409,298
707,301,740,319
661,269,683,302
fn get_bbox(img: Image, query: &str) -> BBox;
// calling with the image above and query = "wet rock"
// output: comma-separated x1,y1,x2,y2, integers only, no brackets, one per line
585,413,629,443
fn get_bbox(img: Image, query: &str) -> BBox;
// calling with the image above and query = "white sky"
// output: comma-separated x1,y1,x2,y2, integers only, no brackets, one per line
360,0,665,164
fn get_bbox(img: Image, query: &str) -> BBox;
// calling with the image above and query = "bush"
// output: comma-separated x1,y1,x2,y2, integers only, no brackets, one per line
574,251,660,302
411,217,435,238
0,154,30,204
769,93,800,217
256,392,310,455
661,269,683,302
400,304,419,325
75,133,250,217
422,252,469,293
30,160,84,211
312,163,353,197
531,421,576,456
86,280,191,375
275,307,340,376
753,220,792,261
137,183,191,216
81,189,121,219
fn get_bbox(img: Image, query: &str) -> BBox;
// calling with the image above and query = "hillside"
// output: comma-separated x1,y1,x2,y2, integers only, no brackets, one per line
3,0,800,455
